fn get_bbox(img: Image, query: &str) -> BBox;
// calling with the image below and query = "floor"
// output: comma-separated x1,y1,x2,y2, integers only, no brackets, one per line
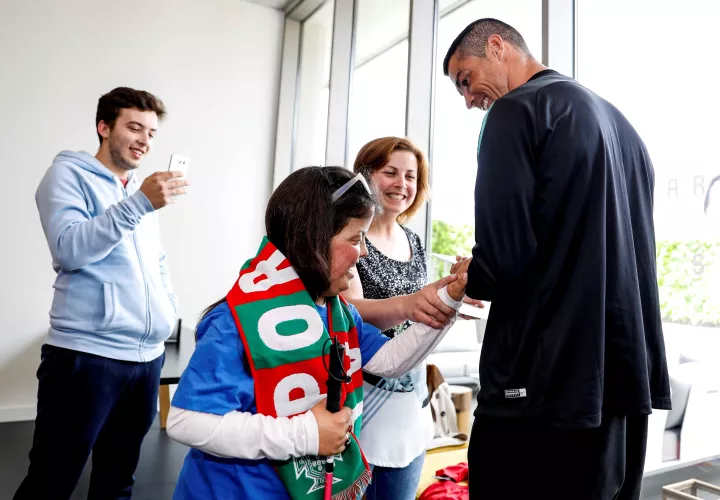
1,418,719,499
0,418,188,500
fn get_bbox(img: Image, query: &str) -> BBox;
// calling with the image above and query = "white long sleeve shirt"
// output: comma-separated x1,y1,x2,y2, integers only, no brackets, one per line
167,286,462,460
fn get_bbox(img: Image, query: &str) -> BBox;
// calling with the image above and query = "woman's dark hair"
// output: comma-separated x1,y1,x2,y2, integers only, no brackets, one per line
196,166,379,331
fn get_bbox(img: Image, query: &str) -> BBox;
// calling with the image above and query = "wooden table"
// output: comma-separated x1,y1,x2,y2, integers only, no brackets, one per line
159,326,196,429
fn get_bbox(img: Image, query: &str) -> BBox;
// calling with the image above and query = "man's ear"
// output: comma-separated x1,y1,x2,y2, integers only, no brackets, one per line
97,120,111,142
486,34,505,60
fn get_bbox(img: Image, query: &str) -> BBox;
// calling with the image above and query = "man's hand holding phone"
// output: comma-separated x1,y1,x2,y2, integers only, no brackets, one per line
139,171,189,210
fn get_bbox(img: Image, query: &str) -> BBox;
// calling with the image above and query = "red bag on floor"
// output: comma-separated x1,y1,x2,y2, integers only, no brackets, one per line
435,462,468,483
418,463,469,500
418,481,469,500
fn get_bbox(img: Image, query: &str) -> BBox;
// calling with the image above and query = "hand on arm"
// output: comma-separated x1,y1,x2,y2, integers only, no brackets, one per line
362,278,465,379
344,269,458,330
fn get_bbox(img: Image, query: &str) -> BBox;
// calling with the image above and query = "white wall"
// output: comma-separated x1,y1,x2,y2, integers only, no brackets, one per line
0,0,284,421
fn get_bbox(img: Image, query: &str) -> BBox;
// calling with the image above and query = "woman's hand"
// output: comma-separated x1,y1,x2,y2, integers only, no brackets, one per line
310,400,353,456
447,258,471,301
401,275,459,329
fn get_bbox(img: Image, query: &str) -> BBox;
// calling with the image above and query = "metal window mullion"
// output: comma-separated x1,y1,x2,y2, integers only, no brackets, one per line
542,0,577,79
324,0,356,166
405,0,439,249
272,18,302,190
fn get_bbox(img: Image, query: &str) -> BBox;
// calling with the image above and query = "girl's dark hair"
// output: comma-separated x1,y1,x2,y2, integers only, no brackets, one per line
196,166,379,330
267,166,379,300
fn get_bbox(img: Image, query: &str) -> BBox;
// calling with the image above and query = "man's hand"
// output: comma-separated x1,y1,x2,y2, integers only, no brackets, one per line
310,400,353,456
139,171,190,210
402,274,459,329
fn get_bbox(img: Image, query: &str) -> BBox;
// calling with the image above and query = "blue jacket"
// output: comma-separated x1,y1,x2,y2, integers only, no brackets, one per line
36,151,177,362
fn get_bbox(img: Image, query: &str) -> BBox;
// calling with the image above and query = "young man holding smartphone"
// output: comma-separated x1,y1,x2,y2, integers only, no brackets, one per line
15,87,189,500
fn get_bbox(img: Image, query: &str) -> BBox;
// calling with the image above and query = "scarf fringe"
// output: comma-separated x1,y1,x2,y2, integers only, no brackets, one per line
332,468,373,500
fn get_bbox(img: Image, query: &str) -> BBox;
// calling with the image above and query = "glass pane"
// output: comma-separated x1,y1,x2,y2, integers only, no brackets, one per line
439,0,463,11
578,0,720,331
347,0,410,164
294,1,335,169
431,0,542,280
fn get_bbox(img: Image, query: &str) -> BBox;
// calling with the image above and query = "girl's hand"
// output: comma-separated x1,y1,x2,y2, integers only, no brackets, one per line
447,258,471,301
310,400,352,456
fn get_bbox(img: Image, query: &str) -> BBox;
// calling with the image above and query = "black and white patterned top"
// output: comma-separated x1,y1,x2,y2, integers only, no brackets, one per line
357,226,428,395
356,226,428,339
355,226,434,466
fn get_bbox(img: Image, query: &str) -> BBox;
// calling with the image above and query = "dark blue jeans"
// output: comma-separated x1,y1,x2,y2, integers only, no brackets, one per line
14,344,164,500
364,453,425,500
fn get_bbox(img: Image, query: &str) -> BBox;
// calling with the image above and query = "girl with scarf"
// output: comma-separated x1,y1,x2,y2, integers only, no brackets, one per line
167,166,469,499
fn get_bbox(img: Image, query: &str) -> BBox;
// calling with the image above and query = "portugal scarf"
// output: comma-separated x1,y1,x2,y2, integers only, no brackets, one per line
226,237,371,499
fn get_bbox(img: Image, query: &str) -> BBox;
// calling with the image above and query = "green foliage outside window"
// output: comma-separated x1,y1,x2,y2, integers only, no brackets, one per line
431,220,720,327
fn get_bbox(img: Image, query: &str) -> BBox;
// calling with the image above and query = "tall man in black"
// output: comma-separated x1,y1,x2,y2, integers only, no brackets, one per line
444,19,671,499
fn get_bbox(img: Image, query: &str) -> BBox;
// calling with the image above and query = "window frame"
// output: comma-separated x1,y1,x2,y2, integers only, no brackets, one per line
272,0,573,249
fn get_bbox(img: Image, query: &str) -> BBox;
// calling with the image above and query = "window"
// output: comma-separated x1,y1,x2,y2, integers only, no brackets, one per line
346,0,410,165
430,0,542,278
294,1,335,169
578,0,720,329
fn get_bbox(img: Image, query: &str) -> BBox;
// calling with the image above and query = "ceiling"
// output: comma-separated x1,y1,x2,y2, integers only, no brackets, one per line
244,0,296,9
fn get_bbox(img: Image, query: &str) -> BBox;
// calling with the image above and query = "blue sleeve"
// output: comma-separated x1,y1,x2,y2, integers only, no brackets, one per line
469,98,538,301
35,161,154,271
348,304,389,367
171,308,256,415
158,247,178,314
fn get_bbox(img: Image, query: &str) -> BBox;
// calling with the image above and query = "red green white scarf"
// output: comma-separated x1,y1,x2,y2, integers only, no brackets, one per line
226,237,371,499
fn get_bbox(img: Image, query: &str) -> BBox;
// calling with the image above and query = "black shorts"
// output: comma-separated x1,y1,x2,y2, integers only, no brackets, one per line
468,413,649,500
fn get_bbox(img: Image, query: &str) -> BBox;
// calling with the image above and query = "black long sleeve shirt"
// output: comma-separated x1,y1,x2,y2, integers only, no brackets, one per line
468,69,671,428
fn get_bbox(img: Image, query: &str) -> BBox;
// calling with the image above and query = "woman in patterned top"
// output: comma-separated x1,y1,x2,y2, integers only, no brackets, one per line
344,137,482,500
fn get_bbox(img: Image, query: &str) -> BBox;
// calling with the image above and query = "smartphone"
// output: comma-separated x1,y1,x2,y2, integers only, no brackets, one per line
168,153,191,177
